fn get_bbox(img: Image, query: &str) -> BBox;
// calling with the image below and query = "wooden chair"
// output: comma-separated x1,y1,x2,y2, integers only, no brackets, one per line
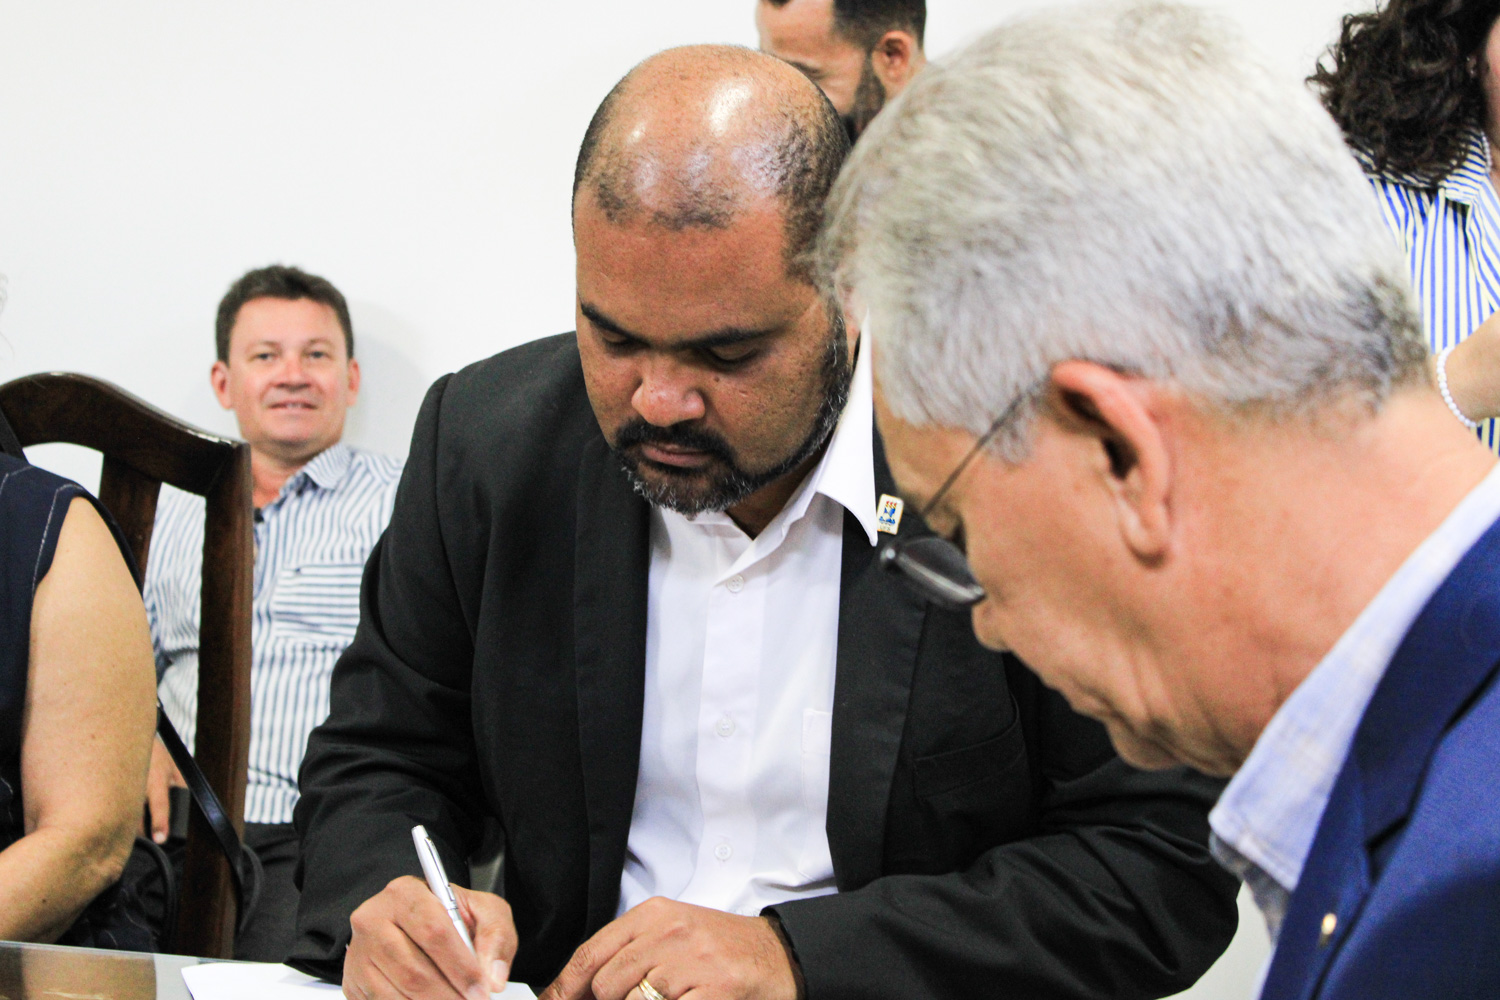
0,372,253,958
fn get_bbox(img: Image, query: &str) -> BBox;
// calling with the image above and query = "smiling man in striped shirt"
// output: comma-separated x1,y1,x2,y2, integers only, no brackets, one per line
143,264,403,961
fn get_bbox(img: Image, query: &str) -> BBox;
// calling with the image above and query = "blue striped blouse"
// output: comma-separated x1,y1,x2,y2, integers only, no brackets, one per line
144,442,402,824
1366,126,1500,451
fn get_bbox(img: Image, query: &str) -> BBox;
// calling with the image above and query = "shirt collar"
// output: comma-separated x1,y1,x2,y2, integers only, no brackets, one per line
801,335,878,545
1361,124,1492,197
291,442,354,494
1437,126,1493,207
1211,461,1500,922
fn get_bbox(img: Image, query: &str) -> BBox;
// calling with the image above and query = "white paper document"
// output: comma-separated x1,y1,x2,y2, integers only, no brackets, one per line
182,961,537,1000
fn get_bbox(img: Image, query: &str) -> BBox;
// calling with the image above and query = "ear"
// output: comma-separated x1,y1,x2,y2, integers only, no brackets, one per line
346,357,362,406
210,360,233,410
870,30,924,97
1047,361,1173,563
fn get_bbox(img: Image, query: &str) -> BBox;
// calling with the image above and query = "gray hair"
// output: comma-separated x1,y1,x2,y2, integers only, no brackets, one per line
820,1,1428,460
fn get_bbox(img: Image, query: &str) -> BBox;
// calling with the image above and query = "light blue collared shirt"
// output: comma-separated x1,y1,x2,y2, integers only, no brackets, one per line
1211,462,1500,941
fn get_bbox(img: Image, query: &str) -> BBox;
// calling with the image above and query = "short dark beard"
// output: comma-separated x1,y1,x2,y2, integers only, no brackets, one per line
841,54,888,143
612,310,853,517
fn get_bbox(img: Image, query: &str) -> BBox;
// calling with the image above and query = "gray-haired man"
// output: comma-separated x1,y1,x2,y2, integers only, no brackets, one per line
825,4,1500,999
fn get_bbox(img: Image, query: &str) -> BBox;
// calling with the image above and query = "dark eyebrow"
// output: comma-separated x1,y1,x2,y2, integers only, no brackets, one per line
579,300,780,351
246,336,336,348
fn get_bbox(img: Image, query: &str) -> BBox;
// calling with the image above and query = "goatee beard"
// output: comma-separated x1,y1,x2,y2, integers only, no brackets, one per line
612,314,853,517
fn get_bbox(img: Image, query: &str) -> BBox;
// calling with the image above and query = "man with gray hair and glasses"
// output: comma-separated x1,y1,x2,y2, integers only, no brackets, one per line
824,3,1500,998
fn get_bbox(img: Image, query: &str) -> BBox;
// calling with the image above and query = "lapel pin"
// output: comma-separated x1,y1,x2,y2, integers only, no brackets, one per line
877,494,905,534
1318,912,1338,947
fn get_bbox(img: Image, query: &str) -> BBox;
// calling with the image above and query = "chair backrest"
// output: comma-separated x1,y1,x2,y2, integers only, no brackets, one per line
0,372,253,958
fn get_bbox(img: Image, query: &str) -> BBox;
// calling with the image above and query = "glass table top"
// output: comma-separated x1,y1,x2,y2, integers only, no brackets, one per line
0,940,204,1000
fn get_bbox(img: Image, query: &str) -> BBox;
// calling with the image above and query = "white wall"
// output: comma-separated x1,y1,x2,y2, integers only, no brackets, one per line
3,1,1351,993
2,0,1350,473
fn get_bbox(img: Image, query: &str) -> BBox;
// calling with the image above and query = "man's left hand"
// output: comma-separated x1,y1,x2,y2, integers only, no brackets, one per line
540,898,799,1000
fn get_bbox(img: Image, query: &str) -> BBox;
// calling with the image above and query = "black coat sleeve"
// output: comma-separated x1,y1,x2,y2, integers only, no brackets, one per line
768,663,1239,1000
290,374,486,980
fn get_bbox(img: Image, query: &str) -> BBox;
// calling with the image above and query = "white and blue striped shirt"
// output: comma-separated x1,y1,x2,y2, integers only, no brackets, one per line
1367,126,1500,452
144,442,402,824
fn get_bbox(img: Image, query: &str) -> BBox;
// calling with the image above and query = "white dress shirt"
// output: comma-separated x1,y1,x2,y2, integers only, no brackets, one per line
618,342,878,918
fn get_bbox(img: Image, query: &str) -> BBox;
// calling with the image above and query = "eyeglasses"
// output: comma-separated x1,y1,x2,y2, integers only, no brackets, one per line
879,397,1023,609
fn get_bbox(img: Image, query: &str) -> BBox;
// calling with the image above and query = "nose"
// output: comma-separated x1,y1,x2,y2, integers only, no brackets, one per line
275,354,310,387
631,356,706,427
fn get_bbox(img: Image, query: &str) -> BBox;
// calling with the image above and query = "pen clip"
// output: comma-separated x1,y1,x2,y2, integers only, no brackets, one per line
423,834,459,906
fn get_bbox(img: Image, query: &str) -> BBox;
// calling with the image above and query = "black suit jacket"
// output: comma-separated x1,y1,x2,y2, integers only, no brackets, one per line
291,333,1238,998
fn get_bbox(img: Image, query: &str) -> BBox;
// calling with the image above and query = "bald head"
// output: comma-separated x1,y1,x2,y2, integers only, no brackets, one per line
573,45,849,281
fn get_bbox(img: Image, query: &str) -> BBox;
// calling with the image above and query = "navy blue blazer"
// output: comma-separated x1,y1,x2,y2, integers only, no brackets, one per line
1261,514,1500,999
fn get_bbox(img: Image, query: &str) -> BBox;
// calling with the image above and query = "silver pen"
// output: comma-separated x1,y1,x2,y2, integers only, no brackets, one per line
412,824,476,952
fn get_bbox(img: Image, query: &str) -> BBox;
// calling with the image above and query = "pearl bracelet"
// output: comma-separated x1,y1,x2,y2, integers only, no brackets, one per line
1436,344,1480,431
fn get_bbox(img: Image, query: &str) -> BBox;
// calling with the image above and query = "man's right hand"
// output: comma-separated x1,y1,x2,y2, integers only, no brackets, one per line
343,875,518,1000
144,738,186,844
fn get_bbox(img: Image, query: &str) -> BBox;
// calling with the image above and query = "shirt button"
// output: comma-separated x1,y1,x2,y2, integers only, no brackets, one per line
715,716,736,738
714,843,733,862
726,575,745,593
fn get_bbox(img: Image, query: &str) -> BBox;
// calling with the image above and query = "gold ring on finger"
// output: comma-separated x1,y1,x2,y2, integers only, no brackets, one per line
638,978,668,1000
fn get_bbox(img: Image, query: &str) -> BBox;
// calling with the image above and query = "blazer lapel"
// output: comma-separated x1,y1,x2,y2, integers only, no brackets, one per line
828,435,928,886
573,435,653,932
1260,513,1500,1000
1258,762,1372,1000
1352,518,1500,857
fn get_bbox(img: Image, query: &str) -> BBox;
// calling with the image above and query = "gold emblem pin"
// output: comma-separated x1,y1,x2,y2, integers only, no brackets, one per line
877,494,905,534
1318,912,1338,947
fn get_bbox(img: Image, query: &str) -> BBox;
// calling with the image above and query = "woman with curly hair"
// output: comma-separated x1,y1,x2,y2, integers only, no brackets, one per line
1314,0,1500,446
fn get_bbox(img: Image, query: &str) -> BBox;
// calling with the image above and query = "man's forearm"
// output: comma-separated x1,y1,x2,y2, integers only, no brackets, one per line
768,767,1237,999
